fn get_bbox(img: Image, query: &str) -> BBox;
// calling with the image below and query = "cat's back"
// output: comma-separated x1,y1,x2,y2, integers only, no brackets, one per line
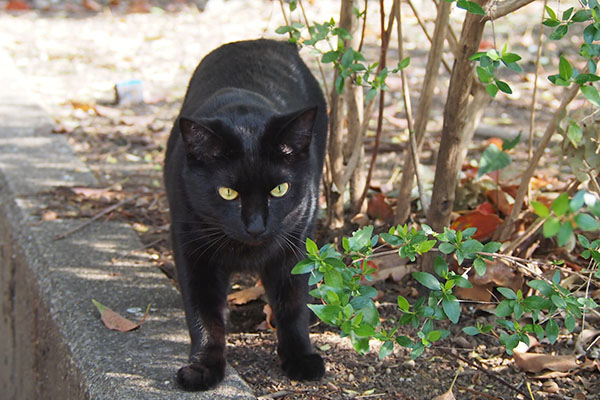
181,39,322,114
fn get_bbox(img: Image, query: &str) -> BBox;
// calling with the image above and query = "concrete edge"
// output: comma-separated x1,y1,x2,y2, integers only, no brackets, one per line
0,49,256,400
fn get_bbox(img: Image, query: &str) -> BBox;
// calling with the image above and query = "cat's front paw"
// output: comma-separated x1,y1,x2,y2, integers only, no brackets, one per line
281,353,325,381
176,359,225,391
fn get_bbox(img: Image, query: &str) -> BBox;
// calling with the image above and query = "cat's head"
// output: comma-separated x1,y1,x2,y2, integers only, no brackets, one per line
177,106,319,246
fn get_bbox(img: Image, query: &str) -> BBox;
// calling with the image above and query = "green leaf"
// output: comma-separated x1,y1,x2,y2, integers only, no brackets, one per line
567,122,583,146
412,271,441,291
433,256,448,278
308,304,342,325
482,241,502,253
456,0,485,15
584,24,598,44
550,24,569,40
557,221,574,246
438,242,455,254
418,239,437,254
321,50,339,63
581,84,600,107
528,279,554,297
501,53,521,63
306,238,319,256
552,193,570,216
496,80,512,94
575,213,599,231
478,144,511,177
463,326,480,336
396,335,413,347
335,74,345,94
559,56,573,80
495,300,514,317
546,318,559,343
562,7,574,21
476,66,493,83
523,295,551,310
543,217,561,237
473,257,487,276
497,287,517,300
486,83,499,98
379,340,394,359
292,259,315,275
502,133,521,151
565,312,576,332
397,295,410,312
275,25,294,34
572,9,592,22
551,294,567,309
531,201,550,218
398,57,410,70
544,5,557,20
442,295,461,323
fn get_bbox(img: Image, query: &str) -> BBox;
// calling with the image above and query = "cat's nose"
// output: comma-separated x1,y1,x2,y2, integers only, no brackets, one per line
246,214,266,237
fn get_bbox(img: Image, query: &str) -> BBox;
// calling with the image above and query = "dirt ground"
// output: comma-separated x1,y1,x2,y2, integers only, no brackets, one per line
1,0,598,398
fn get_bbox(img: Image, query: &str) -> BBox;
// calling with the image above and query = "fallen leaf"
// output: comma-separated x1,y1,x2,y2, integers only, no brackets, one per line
485,137,504,149
128,0,151,13
92,299,149,332
83,0,102,11
455,282,492,302
486,189,514,216
227,282,265,305
42,210,58,221
471,259,524,293
432,388,455,400
451,209,503,241
541,380,560,394
371,265,412,283
367,192,394,222
5,0,30,10
513,351,578,373
256,304,275,331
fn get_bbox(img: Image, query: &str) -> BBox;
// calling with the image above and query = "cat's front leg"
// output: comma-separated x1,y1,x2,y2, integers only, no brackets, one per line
174,248,229,391
261,264,325,381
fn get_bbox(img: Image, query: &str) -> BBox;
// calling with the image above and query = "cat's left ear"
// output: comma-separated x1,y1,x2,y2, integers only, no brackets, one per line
268,107,318,157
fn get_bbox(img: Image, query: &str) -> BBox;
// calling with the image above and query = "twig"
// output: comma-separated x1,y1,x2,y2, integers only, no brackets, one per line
357,0,394,212
257,391,292,400
55,194,141,240
437,347,530,398
583,159,600,196
393,0,427,214
278,0,290,28
358,0,368,53
528,0,547,161
406,0,452,74
502,217,545,255
297,0,331,100
456,385,502,400
498,77,582,241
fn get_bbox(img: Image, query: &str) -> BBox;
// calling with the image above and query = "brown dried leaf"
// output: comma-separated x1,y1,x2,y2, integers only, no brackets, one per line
513,351,578,373
42,210,58,221
256,304,275,331
367,192,394,222
92,299,149,332
432,389,456,400
227,282,265,305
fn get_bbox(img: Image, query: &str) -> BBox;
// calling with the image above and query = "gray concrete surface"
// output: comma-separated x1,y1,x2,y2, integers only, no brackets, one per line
0,50,256,399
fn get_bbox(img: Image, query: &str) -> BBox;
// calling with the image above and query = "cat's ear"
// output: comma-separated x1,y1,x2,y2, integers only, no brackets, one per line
179,117,225,162
269,107,318,157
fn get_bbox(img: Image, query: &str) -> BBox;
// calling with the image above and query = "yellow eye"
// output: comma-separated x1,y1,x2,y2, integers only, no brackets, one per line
270,182,289,197
218,186,239,200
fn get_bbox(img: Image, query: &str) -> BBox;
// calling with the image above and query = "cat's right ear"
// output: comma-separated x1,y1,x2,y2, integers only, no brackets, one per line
179,117,224,162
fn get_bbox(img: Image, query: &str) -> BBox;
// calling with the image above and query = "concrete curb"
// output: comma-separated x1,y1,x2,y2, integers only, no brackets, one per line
0,50,256,399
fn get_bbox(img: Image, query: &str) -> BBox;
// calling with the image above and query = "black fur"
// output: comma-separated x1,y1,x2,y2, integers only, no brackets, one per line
164,39,328,391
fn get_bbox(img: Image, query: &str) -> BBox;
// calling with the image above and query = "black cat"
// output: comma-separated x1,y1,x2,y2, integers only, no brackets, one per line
163,39,328,391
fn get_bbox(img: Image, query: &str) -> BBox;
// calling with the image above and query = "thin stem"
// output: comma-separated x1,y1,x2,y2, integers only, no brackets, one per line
358,0,368,53
357,0,393,212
